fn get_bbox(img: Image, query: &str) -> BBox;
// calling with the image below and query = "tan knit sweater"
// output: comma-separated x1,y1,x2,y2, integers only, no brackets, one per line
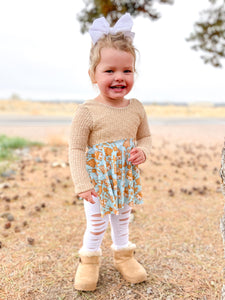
69,98,152,195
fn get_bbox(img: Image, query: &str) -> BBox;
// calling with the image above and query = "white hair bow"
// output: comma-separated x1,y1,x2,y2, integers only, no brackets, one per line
89,13,135,45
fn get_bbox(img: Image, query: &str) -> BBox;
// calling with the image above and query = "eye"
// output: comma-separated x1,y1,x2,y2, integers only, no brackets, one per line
105,70,113,73
124,70,132,73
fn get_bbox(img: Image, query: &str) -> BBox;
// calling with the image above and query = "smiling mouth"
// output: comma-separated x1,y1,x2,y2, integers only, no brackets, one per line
110,85,126,89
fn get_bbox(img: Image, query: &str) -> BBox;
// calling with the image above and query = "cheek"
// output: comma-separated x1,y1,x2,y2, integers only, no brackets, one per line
128,77,134,88
99,78,111,88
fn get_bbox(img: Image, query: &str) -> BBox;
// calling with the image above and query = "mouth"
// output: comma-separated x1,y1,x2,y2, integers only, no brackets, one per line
110,85,126,89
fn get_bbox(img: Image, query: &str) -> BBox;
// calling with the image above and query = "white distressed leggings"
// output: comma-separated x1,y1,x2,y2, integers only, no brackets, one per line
82,196,131,252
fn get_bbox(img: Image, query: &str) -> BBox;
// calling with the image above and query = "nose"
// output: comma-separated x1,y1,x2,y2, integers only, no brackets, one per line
114,72,124,81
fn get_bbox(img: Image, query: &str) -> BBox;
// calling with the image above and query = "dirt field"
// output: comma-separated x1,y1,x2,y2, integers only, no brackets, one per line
0,101,225,299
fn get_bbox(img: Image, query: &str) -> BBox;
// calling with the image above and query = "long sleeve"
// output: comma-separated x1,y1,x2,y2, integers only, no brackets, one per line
69,105,94,195
136,107,152,160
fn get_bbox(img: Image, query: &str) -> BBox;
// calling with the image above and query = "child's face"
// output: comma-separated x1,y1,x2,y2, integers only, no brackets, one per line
92,47,135,103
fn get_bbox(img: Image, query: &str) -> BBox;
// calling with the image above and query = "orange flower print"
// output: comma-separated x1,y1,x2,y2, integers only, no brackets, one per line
127,170,133,181
86,159,96,168
104,147,113,156
116,149,122,160
117,169,122,180
95,151,103,160
85,138,143,217
124,187,129,198
99,166,106,174
112,179,118,188
106,161,111,171
103,187,108,193
123,139,130,148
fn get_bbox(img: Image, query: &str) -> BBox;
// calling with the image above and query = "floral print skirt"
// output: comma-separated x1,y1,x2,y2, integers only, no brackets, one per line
85,138,143,217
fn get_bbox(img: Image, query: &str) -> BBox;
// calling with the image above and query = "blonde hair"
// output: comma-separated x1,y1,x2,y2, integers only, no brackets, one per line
89,32,137,81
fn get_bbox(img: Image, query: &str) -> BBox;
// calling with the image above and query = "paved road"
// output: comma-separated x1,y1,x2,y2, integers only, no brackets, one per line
0,115,225,126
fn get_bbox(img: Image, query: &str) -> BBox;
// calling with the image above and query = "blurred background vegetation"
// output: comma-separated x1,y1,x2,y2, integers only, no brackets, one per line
78,0,225,68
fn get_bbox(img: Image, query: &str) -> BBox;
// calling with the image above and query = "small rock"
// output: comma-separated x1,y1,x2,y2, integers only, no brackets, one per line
1,212,10,218
51,162,60,168
0,241,2,248
168,189,175,197
27,237,35,245
21,205,26,209
35,206,41,212
1,169,16,178
146,287,153,294
41,203,46,208
4,204,10,211
26,191,33,197
14,226,21,233
3,196,11,202
51,162,67,168
14,148,30,157
7,214,14,222
4,222,11,229
23,221,28,227
216,187,222,193
44,193,52,198
34,157,42,163
0,183,10,189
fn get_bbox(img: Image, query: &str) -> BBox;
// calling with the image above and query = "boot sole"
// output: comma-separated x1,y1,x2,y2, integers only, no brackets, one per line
74,283,97,291
114,266,147,283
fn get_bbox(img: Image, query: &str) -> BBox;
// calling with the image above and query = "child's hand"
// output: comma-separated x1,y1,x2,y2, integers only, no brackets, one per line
78,188,98,204
128,148,146,165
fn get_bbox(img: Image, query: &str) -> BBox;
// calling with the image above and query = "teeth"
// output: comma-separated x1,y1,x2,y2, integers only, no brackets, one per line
111,86,125,89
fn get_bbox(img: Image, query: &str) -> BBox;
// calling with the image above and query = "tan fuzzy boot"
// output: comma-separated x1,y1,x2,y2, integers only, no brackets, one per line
74,248,102,291
112,242,147,283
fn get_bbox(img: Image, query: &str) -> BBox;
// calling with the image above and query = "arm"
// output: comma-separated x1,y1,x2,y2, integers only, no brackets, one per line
135,107,152,161
69,105,95,195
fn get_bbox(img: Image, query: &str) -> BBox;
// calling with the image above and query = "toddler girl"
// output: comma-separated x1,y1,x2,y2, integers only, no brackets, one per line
69,13,152,291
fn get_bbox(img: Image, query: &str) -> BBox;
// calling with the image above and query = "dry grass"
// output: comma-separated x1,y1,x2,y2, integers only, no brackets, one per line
0,124,224,299
0,98,225,118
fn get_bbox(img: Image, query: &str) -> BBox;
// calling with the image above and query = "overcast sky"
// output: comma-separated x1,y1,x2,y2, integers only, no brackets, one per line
0,0,225,104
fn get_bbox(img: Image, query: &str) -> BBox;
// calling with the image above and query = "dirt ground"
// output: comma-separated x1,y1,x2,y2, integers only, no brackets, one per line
0,118,225,299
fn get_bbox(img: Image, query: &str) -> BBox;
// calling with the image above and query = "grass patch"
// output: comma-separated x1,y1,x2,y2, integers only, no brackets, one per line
0,134,43,161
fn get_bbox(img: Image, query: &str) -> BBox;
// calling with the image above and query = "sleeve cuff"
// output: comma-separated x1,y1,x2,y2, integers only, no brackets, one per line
74,182,95,196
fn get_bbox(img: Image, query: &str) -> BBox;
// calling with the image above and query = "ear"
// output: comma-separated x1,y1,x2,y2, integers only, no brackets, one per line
88,69,96,84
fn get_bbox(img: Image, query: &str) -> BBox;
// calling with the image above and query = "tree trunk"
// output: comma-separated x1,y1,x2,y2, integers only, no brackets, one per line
220,139,225,300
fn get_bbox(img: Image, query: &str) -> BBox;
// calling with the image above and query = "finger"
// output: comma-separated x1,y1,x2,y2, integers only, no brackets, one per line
132,158,144,165
92,190,98,197
132,161,142,165
128,153,140,161
86,197,95,204
128,155,141,162
130,148,138,154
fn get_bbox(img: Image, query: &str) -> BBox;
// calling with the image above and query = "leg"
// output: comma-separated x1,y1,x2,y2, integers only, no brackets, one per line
82,195,109,251
74,196,108,291
110,204,147,283
110,204,131,250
